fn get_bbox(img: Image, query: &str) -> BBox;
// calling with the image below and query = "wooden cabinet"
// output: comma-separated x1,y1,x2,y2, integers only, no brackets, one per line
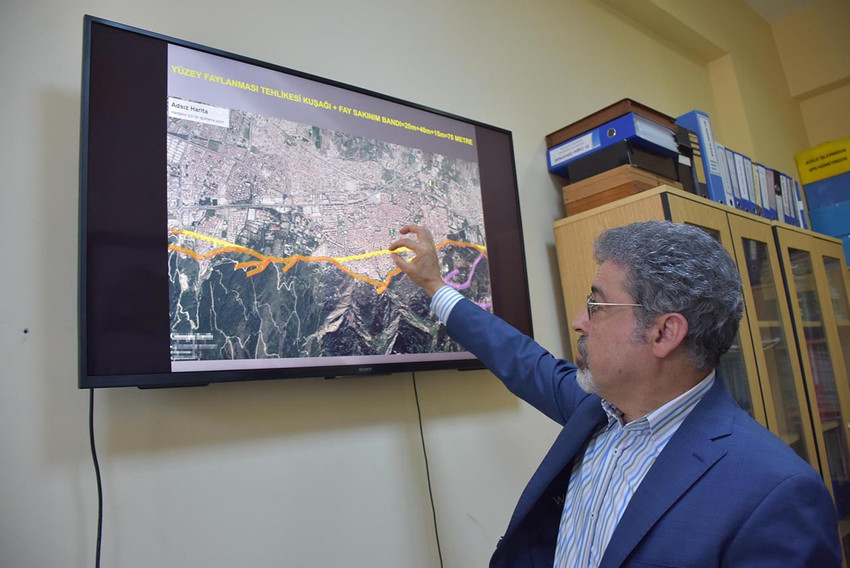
774,225,850,553
553,186,850,556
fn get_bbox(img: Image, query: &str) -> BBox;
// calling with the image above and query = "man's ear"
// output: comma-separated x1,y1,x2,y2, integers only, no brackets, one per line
651,312,689,359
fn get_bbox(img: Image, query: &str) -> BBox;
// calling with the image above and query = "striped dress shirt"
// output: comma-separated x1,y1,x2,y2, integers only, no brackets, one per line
431,285,466,325
553,372,715,567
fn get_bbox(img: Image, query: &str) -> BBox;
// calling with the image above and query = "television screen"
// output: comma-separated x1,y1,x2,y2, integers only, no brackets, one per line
79,15,532,388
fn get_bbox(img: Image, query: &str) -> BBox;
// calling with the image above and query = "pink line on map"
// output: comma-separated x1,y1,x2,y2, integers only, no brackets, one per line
443,253,491,309
443,253,485,291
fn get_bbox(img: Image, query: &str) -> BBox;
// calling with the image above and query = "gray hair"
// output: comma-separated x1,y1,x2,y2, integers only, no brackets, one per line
594,220,744,371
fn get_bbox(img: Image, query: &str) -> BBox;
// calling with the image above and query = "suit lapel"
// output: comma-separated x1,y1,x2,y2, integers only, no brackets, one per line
599,381,735,568
503,398,607,538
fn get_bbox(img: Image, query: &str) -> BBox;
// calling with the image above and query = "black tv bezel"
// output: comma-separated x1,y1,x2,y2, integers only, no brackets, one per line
78,15,532,389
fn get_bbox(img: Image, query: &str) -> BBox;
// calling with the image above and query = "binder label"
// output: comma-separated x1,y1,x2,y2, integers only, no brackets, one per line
549,132,598,167
697,114,719,175
733,153,750,199
758,166,770,211
688,133,707,184
794,137,850,184
633,115,678,153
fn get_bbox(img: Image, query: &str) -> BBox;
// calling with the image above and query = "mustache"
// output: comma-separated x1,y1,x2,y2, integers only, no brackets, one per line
576,336,588,369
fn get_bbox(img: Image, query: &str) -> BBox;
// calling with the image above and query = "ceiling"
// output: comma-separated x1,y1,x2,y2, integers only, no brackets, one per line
744,0,814,23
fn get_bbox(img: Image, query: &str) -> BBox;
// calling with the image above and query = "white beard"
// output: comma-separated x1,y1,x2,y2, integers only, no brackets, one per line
576,367,597,394
575,336,597,394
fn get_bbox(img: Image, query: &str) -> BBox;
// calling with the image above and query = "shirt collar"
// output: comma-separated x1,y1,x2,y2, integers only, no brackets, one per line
600,371,716,432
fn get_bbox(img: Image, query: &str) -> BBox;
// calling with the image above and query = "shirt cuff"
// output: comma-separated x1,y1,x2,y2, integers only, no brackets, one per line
430,286,464,325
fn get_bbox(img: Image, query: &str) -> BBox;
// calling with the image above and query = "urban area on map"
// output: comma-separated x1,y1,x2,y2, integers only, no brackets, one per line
167,100,492,363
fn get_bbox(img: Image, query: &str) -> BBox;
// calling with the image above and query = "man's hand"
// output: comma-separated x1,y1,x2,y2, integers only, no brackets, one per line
389,225,444,297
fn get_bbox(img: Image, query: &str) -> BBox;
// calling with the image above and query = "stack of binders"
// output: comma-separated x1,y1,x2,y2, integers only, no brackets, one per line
546,99,695,216
546,101,810,224
678,109,809,228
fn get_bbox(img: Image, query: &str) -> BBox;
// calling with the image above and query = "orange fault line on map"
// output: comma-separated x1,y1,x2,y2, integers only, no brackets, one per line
168,228,488,294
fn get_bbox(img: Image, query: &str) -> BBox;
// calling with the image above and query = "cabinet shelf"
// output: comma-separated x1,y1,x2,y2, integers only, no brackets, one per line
779,432,802,446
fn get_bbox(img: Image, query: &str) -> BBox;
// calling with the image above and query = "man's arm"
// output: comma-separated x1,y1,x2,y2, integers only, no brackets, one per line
723,472,841,566
389,225,589,424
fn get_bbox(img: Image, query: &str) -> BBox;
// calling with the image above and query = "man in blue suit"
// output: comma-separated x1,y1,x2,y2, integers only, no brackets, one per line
389,221,840,567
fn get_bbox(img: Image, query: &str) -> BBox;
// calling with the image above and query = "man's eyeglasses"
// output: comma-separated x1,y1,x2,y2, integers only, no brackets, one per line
586,294,642,320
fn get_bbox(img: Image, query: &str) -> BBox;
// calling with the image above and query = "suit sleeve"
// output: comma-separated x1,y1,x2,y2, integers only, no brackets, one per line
444,298,589,425
723,471,842,566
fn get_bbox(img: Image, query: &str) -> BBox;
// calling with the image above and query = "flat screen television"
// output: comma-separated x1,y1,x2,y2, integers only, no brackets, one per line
79,15,532,389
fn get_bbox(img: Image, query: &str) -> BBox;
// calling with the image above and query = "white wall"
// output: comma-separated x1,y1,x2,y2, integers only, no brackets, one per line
0,1,806,566
771,0,850,147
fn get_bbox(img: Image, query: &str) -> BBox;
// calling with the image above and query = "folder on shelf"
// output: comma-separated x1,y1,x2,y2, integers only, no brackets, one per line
802,170,850,210
547,112,678,178
771,170,785,222
730,150,757,215
562,139,679,185
771,170,786,222
546,98,677,149
795,179,810,229
749,160,763,215
803,171,850,234
718,144,738,208
715,143,737,209
674,127,699,196
677,126,708,198
809,201,850,236
779,172,799,226
725,148,749,214
676,110,728,207
788,175,801,227
755,164,778,220
754,163,768,219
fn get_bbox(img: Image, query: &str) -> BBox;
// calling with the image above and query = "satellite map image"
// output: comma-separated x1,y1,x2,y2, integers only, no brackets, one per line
166,103,491,364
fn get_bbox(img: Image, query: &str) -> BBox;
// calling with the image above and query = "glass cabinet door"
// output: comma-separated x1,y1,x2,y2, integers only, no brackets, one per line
725,215,820,468
776,226,850,556
666,195,764,425
824,256,850,412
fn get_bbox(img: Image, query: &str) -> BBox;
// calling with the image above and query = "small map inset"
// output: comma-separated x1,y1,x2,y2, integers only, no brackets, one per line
167,101,491,363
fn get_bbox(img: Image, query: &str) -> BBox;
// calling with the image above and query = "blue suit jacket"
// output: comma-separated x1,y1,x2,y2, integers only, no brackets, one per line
445,299,841,567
